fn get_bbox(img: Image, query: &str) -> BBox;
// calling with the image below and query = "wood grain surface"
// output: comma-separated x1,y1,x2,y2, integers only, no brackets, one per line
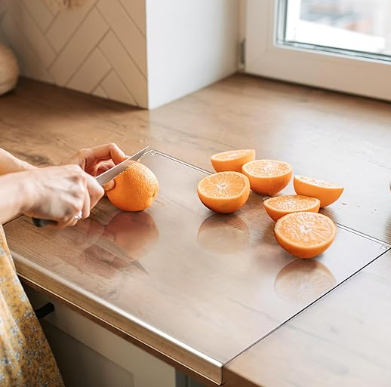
1,76,390,242
1,76,391,385
224,250,391,387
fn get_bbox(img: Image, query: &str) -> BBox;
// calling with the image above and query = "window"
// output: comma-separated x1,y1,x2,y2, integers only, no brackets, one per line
244,0,391,101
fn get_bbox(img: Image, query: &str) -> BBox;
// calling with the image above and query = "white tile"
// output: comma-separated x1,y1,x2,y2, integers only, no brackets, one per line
97,0,146,76
118,0,146,35
49,8,109,86
101,70,136,105
1,14,54,82
92,85,108,99
4,0,56,67
99,31,147,107
22,0,54,32
46,0,97,52
67,47,111,93
42,0,61,17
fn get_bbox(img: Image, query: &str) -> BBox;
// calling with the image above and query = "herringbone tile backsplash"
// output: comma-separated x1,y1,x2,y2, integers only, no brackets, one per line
0,0,148,107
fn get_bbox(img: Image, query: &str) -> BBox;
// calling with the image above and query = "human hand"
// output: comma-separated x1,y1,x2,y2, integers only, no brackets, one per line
67,143,128,191
22,165,104,227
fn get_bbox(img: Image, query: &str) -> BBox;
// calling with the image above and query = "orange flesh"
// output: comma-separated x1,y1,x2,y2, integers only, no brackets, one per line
264,195,320,221
244,160,291,177
267,196,318,211
296,175,340,187
213,150,251,160
275,212,336,258
197,172,250,214
242,160,292,196
294,175,344,207
211,149,255,172
277,213,334,246
198,173,247,198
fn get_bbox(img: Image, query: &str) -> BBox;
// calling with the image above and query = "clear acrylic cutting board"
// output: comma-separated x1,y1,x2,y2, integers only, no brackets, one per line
5,150,388,382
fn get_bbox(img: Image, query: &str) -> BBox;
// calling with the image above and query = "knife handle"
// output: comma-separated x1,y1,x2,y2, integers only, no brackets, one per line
32,218,57,227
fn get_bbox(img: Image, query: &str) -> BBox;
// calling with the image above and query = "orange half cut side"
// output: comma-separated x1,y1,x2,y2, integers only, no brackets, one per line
242,159,292,196
264,195,320,221
275,212,337,258
294,175,344,207
197,172,250,213
211,149,256,172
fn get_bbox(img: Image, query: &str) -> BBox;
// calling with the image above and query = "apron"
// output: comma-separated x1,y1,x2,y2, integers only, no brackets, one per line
0,226,63,387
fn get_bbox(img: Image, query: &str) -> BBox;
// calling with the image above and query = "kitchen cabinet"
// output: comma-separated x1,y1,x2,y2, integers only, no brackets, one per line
26,286,179,387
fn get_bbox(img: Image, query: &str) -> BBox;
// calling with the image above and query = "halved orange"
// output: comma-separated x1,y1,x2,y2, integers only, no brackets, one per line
294,175,344,207
242,160,292,196
264,195,320,221
275,212,337,258
197,172,250,213
211,149,256,172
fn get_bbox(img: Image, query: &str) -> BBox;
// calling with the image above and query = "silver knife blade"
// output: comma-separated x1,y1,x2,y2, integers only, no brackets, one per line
96,146,149,186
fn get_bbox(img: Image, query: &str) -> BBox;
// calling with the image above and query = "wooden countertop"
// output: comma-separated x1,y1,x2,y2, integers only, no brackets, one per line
224,250,391,387
1,76,391,386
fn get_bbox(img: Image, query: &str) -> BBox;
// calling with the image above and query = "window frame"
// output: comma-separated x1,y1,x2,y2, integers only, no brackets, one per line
244,0,391,102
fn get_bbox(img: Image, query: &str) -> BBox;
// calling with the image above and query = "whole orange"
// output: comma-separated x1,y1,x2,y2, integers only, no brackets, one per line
107,162,159,211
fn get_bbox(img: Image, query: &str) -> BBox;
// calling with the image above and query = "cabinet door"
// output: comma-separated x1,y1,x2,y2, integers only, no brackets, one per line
26,286,177,387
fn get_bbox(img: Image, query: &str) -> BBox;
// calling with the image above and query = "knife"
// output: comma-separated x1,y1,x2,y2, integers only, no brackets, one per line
32,146,150,227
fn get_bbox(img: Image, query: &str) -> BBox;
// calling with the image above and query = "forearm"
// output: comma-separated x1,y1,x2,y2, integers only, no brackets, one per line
0,149,36,176
0,173,29,224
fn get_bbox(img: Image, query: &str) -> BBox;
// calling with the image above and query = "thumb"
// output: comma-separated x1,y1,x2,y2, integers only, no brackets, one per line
103,180,115,192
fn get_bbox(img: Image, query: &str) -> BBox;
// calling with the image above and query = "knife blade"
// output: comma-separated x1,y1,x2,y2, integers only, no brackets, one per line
32,146,150,227
95,146,149,186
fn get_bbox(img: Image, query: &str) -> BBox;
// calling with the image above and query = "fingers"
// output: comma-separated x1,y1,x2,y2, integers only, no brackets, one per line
85,143,127,165
57,169,102,228
27,165,105,228
103,180,115,192
95,160,115,175
95,160,115,191
58,211,82,229
85,173,104,209
59,170,86,227
81,179,91,220
67,143,127,176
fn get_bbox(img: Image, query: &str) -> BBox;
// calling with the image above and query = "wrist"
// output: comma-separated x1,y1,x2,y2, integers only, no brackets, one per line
0,172,33,223
18,160,37,172
16,171,36,214
0,149,37,175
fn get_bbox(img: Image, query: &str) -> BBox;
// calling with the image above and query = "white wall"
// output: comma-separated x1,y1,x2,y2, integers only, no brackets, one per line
146,0,239,109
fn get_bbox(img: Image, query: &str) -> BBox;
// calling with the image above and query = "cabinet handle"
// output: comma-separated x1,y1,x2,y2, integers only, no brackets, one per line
34,302,55,319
